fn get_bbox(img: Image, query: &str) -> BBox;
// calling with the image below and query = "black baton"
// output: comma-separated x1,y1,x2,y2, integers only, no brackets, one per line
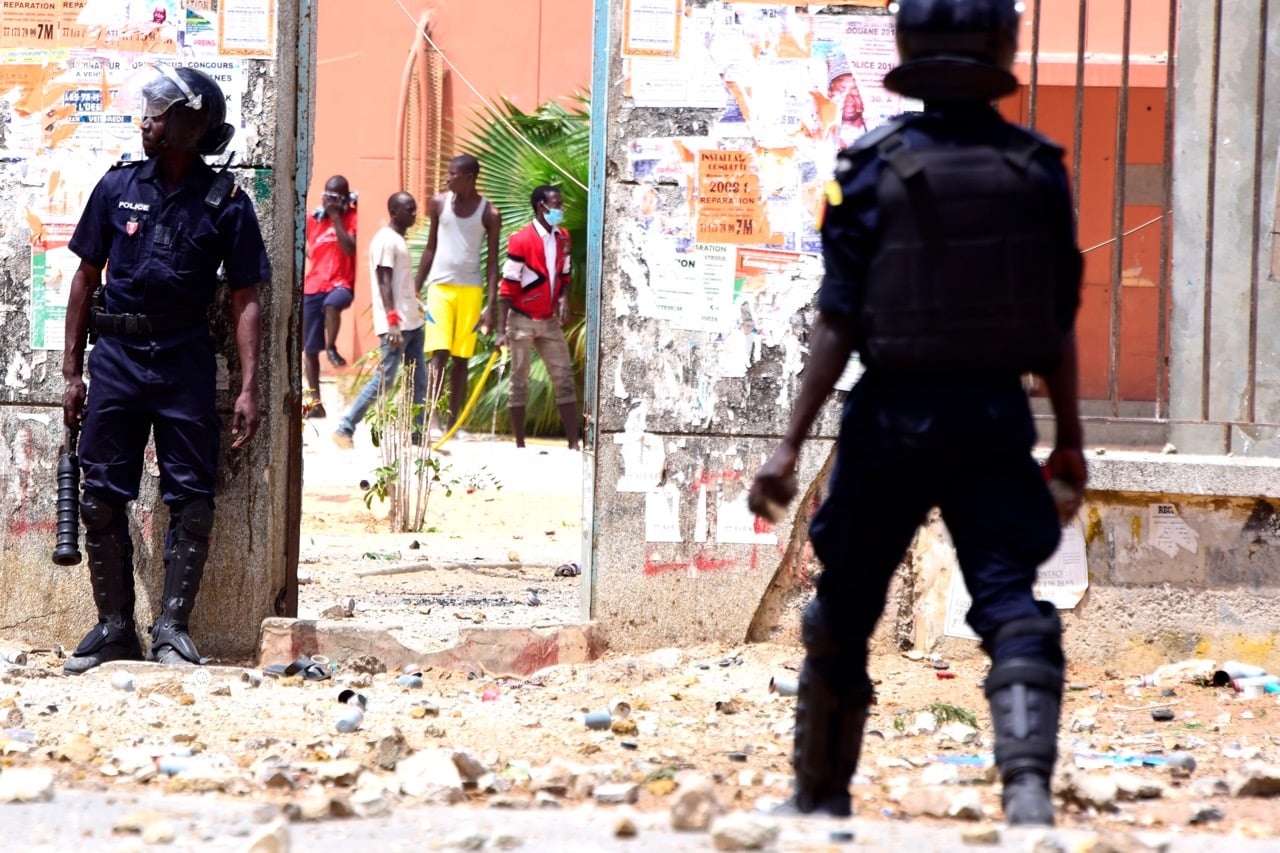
52,426,82,567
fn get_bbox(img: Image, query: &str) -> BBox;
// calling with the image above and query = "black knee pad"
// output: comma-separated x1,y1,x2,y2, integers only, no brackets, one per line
801,598,873,701
175,498,214,541
801,598,842,661
81,492,124,532
984,601,1064,668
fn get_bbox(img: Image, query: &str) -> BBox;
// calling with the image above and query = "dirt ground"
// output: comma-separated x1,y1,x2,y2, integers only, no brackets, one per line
295,379,587,653
1,380,1279,841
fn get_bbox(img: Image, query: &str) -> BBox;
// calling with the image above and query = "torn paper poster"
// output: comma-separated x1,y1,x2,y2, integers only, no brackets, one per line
945,517,1090,640
645,485,683,543
615,404,665,492
694,484,709,543
1031,518,1089,609
622,0,682,59
616,431,665,493
1148,503,1199,557
944,565,982,642
715,492,778,545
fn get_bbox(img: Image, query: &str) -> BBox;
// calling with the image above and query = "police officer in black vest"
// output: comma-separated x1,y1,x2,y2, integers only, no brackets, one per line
61,65,269,674
749,0,1086,826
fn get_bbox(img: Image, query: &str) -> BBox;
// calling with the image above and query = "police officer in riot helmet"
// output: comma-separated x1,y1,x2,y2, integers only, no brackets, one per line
750,0,1084,827
61,65,270,673
138,65,236,157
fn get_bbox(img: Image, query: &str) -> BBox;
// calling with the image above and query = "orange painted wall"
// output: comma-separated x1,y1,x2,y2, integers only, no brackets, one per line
1020,0,1173,58
311,0,1173,403
1003,0,1175,403
310,0,593,372
1002,83,1169,403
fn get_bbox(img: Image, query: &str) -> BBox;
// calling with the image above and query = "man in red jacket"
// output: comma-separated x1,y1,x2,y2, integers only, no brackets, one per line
495,186,580,450
301,175,357,418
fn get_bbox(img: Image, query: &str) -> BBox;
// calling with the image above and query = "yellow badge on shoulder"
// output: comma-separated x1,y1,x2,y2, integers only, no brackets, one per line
815,179,843,231
824,180,843,208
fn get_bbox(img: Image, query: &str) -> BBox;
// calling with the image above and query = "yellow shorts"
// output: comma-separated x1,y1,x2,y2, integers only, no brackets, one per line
423,283,485,358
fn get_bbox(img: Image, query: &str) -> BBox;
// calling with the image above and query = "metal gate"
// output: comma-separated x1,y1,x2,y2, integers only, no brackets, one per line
1021,0,1279,456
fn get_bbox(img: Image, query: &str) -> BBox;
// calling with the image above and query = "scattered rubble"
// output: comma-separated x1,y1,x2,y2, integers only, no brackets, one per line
0,640,1279,843
709,812,779,850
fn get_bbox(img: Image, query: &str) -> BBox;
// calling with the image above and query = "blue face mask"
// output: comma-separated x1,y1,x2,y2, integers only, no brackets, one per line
544,207,565,227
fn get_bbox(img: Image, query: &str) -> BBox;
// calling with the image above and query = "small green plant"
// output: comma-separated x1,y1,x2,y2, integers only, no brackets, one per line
892,713,908,734
358,360,458,532
643,766,678,784
362,463,398,509
928,702,978,728
462,465,503,493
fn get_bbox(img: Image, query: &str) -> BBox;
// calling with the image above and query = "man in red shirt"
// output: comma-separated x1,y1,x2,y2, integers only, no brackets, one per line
495,185,579,450
302,175,357,417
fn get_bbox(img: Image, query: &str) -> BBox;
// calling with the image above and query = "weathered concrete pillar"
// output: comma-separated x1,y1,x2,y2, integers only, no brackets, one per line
1170,1,1280,455
586,0,866,649
0,3,308,659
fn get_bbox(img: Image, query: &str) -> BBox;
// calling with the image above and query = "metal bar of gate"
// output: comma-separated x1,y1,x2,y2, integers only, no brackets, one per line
1107,0,1134,417
1155,0,1177,420
1246,0,1271,424
1071,0,1087,214
1201,1,1224,423
1027,0,1042,130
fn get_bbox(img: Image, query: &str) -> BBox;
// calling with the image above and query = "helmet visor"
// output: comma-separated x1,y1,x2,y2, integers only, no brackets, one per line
117,64,203,118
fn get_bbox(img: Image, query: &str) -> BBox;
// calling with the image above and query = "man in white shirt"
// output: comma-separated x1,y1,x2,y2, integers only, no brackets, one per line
333,192,426,447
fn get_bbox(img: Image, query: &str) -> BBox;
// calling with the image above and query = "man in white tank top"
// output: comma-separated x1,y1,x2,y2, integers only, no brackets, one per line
415,154,502,434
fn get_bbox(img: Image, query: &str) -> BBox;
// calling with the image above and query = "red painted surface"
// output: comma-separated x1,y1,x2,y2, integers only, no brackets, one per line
8,428,54,538
643,546,738,577
688,468,742,494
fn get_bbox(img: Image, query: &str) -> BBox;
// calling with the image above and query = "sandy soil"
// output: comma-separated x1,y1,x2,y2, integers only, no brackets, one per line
0,379,1278,840
296,377,587,653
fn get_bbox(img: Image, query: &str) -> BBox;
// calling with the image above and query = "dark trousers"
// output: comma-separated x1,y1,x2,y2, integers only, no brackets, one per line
80,336,219,507
808,373,1062,691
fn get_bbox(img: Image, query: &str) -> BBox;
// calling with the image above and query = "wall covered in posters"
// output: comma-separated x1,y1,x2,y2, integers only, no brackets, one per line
616,2,912,373
0,0,276,349
592,1,905,647
0,0,297,661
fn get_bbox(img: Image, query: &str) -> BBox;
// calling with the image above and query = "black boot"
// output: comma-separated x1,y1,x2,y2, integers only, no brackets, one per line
771,665,870,817
984,605,1064,826
65,496,141,675
986,660,1062,824
149,500,213,666
773,599,872,818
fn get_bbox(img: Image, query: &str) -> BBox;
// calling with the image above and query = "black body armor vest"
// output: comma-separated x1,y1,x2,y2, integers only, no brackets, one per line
858,120,1066,375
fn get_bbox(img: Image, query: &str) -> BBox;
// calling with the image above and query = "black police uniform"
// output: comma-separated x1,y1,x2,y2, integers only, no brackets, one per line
69,156,270,507
759,0,1083,828
788,104,1083,823
811,104,1081,680
65,155,269,669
